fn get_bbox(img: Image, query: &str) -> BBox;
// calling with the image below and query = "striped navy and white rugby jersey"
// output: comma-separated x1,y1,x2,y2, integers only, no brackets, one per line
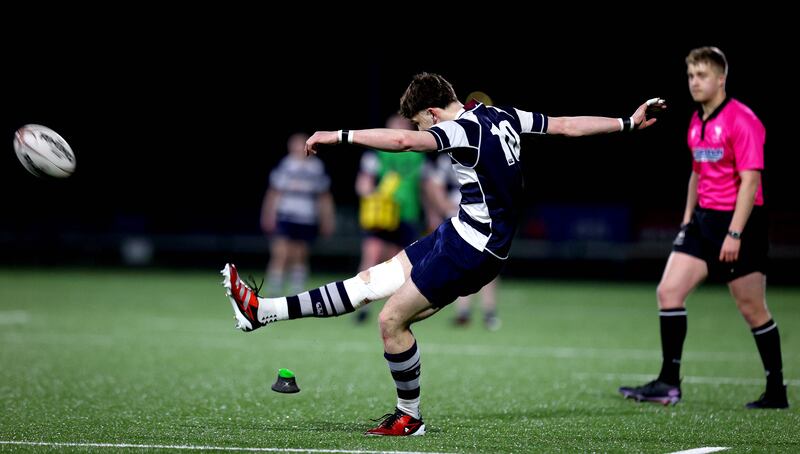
426,102,546,259
269,155,331,225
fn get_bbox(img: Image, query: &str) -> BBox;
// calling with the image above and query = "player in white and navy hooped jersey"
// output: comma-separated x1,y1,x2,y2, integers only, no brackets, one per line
222,73,665,436
425,100,547,260
261,133,335,296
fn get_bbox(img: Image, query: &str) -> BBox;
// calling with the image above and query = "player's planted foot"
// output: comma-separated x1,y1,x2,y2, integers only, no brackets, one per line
364,408,425,436
746,385,789,409
221,263,276,332
619,379,681,405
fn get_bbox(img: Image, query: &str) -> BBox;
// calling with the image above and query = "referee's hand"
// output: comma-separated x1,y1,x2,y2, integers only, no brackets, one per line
719,236,741,262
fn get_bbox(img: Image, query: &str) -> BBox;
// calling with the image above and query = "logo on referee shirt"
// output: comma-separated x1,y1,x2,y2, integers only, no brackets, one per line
693,147,723,162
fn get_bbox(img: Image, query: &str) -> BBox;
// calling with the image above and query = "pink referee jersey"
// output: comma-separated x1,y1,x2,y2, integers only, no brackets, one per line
687,98,765,210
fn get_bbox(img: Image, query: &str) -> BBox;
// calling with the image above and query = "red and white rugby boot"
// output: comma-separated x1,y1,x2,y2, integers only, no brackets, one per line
221,263,278,331
364,408,425,436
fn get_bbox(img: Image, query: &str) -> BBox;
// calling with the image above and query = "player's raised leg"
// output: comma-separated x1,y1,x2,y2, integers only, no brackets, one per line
221,254,408,332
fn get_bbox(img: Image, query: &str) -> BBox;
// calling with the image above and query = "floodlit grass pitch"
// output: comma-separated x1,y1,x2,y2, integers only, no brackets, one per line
1,269,797,452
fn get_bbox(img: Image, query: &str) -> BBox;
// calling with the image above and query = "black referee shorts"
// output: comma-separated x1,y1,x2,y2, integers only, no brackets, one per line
672,206,768,282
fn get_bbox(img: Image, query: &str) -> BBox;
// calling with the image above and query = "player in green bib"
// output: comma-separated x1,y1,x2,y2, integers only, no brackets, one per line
355,115,425,323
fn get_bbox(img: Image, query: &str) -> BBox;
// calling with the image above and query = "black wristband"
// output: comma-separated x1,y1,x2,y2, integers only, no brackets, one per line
341,130,350,144
622,117,633,132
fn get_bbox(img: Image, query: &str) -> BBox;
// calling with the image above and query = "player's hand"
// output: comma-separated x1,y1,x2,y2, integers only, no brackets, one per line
305,131,339,156
719,236,741,262
632,98,667,130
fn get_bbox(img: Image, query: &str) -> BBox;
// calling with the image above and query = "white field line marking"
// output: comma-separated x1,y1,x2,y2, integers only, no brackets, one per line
297,340,792,364
421,343,761,363
4,331,797,363
667,447,730,454
575,372,800,386
0,310,29,325
0,441,452,454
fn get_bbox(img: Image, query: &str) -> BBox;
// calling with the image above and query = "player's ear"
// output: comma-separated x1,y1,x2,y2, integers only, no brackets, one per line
427,108,438,125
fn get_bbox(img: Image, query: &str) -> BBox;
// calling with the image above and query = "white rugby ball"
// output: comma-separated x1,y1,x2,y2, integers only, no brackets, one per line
13,124,75,178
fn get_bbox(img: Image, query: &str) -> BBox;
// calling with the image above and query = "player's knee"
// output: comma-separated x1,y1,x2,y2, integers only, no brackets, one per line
656,283,681,308
378,308,401,338
270,249,289,267
736,296,766,318
742,309,770,328
656,282,673,309
268,255,287,269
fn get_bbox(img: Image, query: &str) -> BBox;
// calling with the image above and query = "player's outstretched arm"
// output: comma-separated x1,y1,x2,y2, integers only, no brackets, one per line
306,129,438,155
631,97,667,130
547,98,666,137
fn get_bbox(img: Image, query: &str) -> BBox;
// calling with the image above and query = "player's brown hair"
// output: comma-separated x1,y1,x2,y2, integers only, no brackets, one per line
399,73,459,119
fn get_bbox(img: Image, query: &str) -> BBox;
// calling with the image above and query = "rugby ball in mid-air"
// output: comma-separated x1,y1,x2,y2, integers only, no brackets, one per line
13,124,75,178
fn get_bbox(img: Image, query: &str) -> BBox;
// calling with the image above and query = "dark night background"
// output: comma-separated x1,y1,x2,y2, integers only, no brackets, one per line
1,25,797,282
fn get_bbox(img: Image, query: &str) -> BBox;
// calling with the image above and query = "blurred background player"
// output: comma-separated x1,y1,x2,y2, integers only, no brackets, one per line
619,47,788,409
423,90,500,330
261,132,335,296
354,114,424,323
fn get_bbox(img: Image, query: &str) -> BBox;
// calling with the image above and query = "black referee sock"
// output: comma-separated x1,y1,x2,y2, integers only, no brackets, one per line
657,308,687,386
751,319,785,391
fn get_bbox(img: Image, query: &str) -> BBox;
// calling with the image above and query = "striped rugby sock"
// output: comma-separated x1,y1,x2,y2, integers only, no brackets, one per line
262,281,356,320
385,341,421,419
255,261,405,322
